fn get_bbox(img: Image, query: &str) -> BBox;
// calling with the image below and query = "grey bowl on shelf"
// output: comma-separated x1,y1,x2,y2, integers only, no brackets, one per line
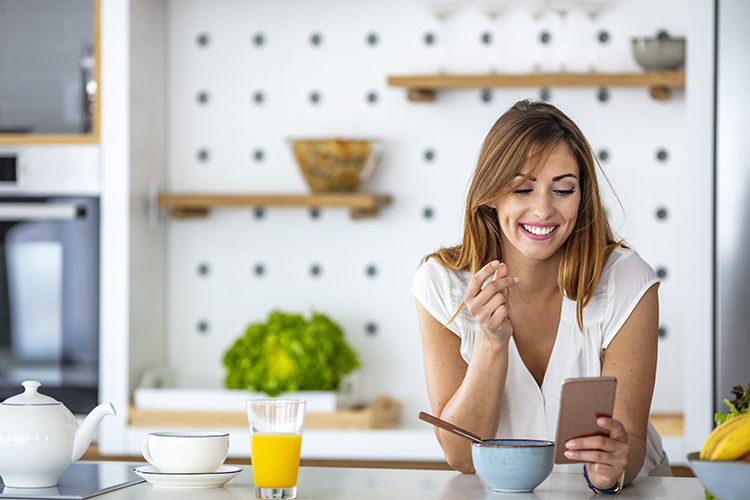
687,451,750,500
632,36,686,71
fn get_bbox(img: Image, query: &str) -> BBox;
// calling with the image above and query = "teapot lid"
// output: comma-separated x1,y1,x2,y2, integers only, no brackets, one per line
1,380,60,406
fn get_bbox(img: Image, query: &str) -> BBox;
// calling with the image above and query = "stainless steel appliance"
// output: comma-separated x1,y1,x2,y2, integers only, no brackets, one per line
714,0,750,410
0,154,99,414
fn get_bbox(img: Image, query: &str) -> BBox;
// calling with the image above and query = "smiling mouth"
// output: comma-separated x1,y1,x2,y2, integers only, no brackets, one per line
521,224,557,236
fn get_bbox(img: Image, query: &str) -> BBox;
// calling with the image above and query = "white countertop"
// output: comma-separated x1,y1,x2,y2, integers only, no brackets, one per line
81,463,706,500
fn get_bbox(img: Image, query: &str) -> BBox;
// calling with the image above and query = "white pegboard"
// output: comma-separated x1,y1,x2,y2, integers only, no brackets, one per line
161,0,690,435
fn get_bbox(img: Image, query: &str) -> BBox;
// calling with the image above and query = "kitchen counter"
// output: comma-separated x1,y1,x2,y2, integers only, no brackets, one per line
77,462,705,500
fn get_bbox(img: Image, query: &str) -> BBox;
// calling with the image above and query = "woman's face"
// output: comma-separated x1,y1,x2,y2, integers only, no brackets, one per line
490,143,581,264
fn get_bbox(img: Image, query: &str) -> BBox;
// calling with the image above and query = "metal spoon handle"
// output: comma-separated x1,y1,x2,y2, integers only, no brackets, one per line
418,411,484,444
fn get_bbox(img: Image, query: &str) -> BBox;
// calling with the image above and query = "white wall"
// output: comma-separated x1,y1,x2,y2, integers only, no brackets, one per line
99,0,718,465
163,0,688,420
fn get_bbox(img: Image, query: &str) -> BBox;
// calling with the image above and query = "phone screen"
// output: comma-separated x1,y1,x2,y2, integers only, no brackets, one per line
553,376,617,465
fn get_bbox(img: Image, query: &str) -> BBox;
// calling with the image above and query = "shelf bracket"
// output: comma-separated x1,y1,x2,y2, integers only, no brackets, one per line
407,88,436,102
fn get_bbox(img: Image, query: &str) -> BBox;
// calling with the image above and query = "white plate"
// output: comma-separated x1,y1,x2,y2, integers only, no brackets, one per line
134,465,243,489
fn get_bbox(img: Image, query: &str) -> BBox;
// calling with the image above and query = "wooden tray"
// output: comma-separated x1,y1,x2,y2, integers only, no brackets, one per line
129,396,401,430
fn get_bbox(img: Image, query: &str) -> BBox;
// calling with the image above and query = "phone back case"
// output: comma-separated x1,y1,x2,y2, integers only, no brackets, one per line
554,376,617,465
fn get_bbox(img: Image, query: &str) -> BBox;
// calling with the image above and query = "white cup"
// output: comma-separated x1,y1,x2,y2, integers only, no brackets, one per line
141,431,229,473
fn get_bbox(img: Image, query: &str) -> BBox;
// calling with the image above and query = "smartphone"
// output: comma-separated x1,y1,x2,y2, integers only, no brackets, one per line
553,376,617,465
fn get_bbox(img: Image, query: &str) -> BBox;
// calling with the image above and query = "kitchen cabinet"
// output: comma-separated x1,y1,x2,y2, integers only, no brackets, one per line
0,0,100,144
388,71,685,102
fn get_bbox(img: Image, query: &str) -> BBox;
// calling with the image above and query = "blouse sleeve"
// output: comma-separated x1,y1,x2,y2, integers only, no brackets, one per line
601,250,660,349
410,258,462,336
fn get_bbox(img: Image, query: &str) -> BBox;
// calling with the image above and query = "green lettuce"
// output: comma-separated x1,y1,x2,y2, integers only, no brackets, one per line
714,382,750,426
223,310,361,397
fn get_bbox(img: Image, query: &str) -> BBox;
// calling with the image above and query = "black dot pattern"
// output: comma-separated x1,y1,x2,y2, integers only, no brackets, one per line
656,207,668,220
198,263,210,276
365,322,378,336
657,149,668,161
598,30,610,44
366,265,377,277
197,320,209,334
424,32,435,45
197,33,210,47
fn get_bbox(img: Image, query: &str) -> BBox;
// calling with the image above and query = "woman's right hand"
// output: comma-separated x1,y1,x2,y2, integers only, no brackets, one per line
463,261,519,342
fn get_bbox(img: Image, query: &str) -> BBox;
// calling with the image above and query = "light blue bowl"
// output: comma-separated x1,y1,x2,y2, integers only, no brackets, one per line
471,439,554,493
688,452,750,500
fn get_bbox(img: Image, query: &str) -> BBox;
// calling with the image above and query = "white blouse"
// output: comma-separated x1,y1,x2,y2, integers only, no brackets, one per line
411,246,669,476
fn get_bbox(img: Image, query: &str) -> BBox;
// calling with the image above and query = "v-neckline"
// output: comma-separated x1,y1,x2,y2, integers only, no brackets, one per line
510,298,566,392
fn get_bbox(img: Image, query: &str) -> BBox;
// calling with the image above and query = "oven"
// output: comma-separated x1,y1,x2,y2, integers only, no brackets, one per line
0,152,100,414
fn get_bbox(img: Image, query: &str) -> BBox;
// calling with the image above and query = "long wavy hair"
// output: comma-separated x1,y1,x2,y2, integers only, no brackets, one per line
427,100,621,330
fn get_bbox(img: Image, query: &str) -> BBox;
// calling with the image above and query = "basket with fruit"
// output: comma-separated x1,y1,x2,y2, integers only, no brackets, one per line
688,382,750,500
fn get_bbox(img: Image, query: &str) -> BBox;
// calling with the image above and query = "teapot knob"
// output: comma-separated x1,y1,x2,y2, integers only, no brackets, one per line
21,381,42,394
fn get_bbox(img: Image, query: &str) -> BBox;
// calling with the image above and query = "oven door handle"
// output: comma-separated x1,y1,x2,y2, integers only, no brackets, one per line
0,203,81,221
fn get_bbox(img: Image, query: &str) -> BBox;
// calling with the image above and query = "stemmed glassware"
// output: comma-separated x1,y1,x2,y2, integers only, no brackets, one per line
543,0,577,71
474,0,515,73
419,0,471,73
576,0,617,71
520,0,549,72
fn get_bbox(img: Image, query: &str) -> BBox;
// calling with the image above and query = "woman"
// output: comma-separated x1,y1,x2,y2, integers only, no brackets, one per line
411,100,669,492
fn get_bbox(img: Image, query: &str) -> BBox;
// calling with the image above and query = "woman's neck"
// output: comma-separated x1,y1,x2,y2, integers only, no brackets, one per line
502,246,564,300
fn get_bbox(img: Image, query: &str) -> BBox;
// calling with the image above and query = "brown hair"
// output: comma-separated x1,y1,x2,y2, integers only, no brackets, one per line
427,100,621,330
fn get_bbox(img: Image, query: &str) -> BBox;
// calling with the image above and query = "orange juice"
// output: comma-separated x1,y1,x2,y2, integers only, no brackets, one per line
250,433,302,488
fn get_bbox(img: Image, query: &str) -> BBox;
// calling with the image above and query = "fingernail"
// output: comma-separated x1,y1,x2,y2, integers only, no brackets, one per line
491,261,499,268
564,451,573,458
565,442,574,449
513,277,520,283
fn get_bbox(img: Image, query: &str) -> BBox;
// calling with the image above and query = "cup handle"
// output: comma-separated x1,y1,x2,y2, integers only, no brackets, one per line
141,440,156,467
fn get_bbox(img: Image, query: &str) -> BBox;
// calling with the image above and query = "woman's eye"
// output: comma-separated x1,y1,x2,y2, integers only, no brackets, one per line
554,188,576,196
514,189,533,195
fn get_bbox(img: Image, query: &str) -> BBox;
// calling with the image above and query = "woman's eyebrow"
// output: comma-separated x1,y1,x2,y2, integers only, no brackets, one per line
513,173,578,181
552,173,578,181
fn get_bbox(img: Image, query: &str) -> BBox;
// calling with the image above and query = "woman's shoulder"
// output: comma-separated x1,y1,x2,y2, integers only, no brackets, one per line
601,246,658,285
413,257,470,287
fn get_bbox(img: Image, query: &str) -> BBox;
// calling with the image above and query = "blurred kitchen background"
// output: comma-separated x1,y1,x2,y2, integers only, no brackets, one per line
0,0,743,469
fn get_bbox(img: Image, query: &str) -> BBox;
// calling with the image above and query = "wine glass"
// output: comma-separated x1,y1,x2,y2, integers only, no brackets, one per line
520,0,549,72
474,0,516,73
419,0,471,73
576,0,617,71
544,0,577,71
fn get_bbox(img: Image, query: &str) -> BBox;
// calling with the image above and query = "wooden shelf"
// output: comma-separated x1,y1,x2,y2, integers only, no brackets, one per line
387,71,686,102
157,192,393,219
128,396,402,430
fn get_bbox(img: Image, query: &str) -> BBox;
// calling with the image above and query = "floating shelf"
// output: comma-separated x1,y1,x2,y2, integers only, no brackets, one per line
157,192,393,219
387,71,686,102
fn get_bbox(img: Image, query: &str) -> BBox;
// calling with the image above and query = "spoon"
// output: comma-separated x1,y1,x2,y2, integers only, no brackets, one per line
418,411,485,444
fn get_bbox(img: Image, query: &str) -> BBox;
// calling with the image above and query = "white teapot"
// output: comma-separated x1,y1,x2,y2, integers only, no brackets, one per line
0,380,116,488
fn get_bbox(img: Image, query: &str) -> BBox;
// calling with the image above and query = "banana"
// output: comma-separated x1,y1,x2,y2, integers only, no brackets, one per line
708,414,750,460
700,413,750,460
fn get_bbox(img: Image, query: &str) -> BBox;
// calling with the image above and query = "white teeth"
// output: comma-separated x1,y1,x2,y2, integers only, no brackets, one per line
523,224,555,236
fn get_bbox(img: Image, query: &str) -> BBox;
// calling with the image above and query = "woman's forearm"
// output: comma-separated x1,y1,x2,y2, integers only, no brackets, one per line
437,333,510,473
623,434,647,485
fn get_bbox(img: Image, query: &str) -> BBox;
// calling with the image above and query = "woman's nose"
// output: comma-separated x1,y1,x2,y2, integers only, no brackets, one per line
531,192,555,219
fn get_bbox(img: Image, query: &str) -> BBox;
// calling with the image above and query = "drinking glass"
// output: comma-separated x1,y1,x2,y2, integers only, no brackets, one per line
419,0,470,73
576,0,617,71
474,0,515,73
544,0,577,71
520,0,548,72
248,399,306,499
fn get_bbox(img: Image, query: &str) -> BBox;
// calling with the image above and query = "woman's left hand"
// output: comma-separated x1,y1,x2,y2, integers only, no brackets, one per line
564,417,630,489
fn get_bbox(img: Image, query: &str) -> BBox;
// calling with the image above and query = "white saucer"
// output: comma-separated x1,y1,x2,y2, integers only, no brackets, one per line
134,465,243,489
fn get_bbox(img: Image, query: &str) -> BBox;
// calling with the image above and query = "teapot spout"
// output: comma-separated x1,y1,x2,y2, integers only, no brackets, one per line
72,403,116,462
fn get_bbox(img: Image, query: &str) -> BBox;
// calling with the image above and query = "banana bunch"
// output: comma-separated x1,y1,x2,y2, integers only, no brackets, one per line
700,413,750,460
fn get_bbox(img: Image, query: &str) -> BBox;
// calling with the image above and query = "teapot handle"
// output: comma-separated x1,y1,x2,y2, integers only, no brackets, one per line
141,440,156,467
